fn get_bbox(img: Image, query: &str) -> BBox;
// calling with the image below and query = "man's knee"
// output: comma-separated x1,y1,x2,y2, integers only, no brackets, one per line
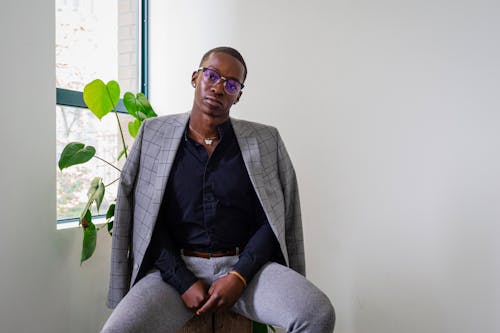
316,297,335,332
295,291,335,332
100,319,128,333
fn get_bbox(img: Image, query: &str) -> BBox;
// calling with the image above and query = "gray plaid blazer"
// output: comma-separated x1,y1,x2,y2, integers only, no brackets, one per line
107,112,305,308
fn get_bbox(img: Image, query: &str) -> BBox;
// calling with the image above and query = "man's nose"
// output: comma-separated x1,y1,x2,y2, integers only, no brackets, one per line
211,79,225,95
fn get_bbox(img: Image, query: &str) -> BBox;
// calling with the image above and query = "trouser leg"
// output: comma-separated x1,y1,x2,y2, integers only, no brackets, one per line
100,270,192,333
232,262,335,333
101,258,334,333
100,256,236,333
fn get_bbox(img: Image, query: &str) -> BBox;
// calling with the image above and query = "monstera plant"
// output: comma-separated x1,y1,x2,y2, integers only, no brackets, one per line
58,79,157,264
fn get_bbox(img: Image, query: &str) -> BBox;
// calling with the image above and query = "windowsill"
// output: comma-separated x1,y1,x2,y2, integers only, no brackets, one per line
56,216,108,230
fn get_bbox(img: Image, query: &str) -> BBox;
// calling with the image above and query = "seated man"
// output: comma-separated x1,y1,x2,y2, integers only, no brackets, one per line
101,46,335,333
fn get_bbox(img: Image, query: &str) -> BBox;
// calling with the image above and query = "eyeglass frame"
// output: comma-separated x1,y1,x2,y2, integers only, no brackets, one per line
196,66,245,95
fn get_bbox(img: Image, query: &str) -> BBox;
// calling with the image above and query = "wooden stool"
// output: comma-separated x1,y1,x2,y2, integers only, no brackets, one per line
177,311,252,333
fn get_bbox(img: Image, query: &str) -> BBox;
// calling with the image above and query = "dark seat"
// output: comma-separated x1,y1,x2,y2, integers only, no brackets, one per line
177,311,252,333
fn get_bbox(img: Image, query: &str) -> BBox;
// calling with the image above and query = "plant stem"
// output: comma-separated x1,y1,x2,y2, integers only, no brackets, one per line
114,109,128,159
106,88,128,159
94,155,122,172
105,178,120,187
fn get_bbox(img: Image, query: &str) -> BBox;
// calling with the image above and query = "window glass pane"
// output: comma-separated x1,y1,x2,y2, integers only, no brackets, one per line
56,105,132,221
56,0,140,93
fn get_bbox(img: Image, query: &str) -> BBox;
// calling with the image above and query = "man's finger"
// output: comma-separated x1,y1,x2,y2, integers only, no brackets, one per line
196,294,219,315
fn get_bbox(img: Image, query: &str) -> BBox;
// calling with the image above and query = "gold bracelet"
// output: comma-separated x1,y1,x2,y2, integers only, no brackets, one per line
228,270,247,287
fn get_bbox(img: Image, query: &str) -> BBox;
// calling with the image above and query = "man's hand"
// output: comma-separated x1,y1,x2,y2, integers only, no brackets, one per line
181,280,209,312
196,273,245,315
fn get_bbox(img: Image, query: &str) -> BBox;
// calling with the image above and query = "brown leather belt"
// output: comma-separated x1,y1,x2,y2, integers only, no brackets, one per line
181,247,240,259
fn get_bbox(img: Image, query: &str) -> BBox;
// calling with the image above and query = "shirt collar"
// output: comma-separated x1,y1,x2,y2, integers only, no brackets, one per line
184,118,233,142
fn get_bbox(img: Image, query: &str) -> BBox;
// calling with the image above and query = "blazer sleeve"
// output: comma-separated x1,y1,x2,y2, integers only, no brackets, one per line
276,130,306,276
107,120,147,309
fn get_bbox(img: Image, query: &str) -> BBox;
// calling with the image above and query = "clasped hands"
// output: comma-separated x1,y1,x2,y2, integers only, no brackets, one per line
181,272,246,315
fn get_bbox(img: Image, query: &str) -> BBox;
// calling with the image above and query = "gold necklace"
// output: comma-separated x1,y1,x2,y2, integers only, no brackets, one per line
189,125,218,145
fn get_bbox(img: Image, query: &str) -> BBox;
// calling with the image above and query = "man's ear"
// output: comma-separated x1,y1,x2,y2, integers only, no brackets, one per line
234,91,243,104
191,71,198,87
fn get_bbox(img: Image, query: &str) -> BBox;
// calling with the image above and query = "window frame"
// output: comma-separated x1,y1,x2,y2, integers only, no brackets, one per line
56,0,149,225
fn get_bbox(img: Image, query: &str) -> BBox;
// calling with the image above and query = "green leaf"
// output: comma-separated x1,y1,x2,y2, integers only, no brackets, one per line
128,119,141,138
123,92,141,118
137,93,157,117
106,203,115,219
58,142,96,170
105,203,114,235
136,111,147,121
107,220,113,236
85,177,105,213
123,92,157,120
107,80,120,105
268,325,276,332
80,208,91,228
252,321,268,333
80,210,97,264
83,79,120,120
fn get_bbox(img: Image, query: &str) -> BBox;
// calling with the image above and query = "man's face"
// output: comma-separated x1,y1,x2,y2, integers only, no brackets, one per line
191,52,245,120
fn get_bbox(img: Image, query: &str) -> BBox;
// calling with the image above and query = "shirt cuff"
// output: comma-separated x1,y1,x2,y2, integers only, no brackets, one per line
155,258,198,294
232,255,256,283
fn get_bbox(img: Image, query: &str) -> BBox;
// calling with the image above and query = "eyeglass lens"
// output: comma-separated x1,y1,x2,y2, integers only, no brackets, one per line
202,68,242,95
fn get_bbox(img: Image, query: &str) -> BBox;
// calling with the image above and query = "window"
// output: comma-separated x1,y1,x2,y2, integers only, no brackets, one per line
56,0,148,226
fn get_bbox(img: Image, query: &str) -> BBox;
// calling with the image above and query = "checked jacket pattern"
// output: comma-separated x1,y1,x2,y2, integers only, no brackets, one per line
107,112,305,308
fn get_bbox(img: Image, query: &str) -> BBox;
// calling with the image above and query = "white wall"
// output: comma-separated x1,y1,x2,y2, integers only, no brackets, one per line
0,1,112,332
150,1,500,332
1,1,499,332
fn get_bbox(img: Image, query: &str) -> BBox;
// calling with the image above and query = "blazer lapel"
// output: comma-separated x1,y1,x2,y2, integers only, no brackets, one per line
131,113,190,286
232,118,279,235
153,113,190,206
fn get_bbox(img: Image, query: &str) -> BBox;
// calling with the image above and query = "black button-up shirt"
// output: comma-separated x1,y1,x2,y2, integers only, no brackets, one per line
149,119,281,293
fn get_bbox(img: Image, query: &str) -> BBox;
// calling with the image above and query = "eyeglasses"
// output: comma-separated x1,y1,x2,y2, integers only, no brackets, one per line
197,67,244,95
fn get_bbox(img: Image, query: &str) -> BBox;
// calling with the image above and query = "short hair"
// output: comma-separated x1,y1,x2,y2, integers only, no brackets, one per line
200,46,247,82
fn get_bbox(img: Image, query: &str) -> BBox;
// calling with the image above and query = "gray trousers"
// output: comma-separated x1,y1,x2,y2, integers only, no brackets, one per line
101,256,335,333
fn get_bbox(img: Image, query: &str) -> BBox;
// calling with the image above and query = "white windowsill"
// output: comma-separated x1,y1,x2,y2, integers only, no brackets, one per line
56,216,108,230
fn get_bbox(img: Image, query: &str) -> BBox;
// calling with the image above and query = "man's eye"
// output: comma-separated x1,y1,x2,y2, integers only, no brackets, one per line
208,72,218,81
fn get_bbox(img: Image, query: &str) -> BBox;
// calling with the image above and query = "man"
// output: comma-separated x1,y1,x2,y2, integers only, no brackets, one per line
102,47,335,333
